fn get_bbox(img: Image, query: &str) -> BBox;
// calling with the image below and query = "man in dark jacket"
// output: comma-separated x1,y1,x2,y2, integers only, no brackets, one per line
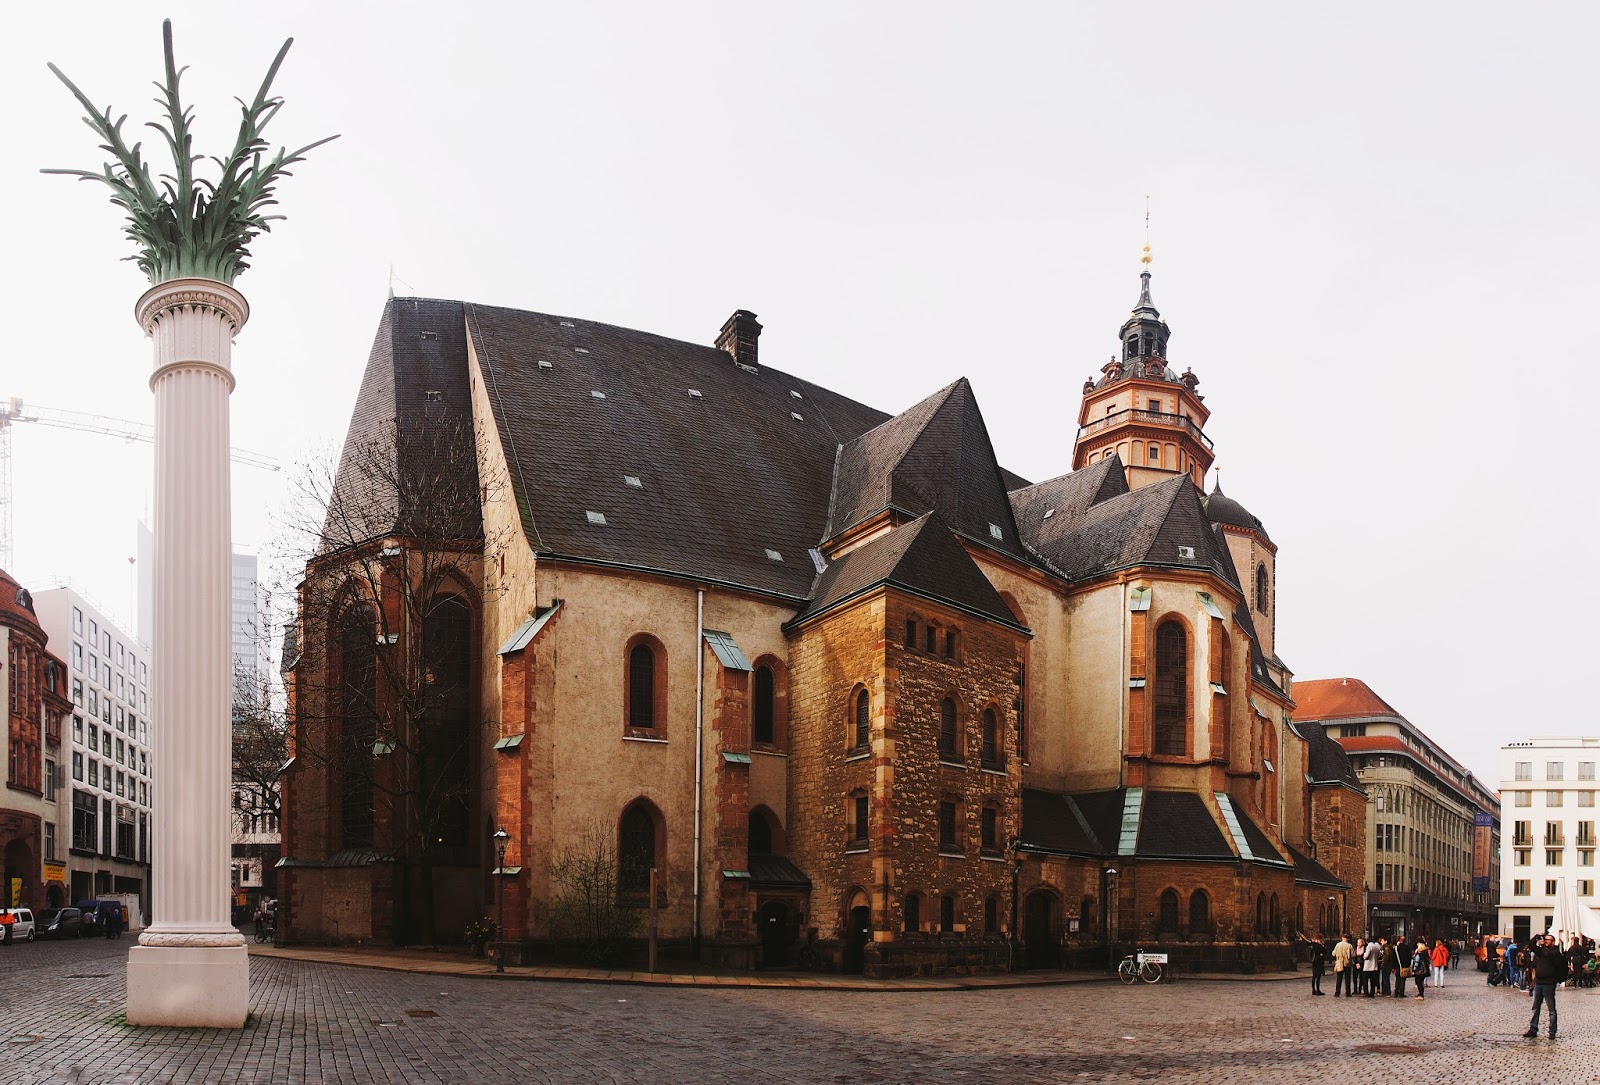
1524,934,1567,1039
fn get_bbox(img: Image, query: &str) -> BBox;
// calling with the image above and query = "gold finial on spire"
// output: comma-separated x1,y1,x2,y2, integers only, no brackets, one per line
1141,194,1153,265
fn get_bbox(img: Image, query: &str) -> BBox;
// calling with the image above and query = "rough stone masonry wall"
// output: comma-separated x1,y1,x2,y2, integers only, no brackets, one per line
882,592,1023,956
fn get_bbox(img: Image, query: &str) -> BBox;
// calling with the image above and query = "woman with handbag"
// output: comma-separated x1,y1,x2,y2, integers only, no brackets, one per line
1411,938,1431,999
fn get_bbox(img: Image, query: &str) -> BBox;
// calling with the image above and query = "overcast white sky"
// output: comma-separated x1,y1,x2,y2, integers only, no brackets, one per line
4,2,1590,786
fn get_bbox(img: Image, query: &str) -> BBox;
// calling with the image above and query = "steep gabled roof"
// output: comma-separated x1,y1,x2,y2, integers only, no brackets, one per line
1138,791,1235,859
325,298,483,547
1290,719,1363,789
827,379,1028,561
1285,842,1346,888
1008,457,1129,551
790,512,1024,630
466,303,890,599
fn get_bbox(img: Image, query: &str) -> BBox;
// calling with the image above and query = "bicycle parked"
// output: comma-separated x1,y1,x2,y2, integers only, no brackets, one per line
1118,949,1166,984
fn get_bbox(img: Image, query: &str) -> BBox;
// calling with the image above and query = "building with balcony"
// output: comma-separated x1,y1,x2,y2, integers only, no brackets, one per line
1499,737,1600,943
1297,677,1500,942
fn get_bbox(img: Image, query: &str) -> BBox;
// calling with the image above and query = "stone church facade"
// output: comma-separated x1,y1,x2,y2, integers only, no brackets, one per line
280,261,1366,974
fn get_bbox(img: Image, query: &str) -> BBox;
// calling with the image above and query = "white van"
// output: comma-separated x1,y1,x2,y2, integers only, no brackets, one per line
2,907,36,942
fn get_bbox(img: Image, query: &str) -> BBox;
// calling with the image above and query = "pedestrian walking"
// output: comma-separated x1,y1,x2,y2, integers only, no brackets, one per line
1525,933,1567,1038
1378,936,1395,995
1306,935,1326,995
1411,938,1431,999
1332,934,1354,997
1390,938,1410,998
1431,939,1449,988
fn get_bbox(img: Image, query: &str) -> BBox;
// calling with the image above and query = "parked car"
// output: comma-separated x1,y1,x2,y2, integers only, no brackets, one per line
1,907,36,942
36,907,84,939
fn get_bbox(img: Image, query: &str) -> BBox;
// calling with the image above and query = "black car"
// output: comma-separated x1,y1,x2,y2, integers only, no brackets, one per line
36,907,84,939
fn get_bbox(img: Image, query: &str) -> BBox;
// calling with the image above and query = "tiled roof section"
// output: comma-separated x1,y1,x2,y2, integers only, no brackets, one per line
465,303,890,599
827,379,1029,560
1293,678,1405,723
791,513,1023,629
1291,720,1363,788
1020,788,1114,856
1136,791,1234,859
1020,473,1233,584
1008,458,1129,551
1232,805,1288,864
1285,843,1346,888
0,568,45,637
326,298,482,547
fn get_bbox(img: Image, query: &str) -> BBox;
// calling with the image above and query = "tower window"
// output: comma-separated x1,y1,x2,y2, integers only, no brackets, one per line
1153,620,1188,756
1255,565,1270,615
1149,443,1160,466
1148,399,1162,412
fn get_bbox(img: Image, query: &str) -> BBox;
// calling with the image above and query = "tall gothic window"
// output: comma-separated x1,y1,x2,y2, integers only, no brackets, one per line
752,665,775,745
1153,621,1188,756
853,689,870,750
1255,564,1270,615
981,708,1001,769
938,698,959,761
1190,889,1211,931
421,597,472,849
1158,889,1179,932
627,642,657,730
338,604,377,849
618,801,659,900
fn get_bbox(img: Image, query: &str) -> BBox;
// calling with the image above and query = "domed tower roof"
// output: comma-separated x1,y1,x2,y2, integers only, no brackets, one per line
0,567,44,637
1203,480,1270,541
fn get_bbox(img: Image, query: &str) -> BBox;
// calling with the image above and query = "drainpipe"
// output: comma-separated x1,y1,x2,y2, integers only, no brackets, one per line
691,587,705,959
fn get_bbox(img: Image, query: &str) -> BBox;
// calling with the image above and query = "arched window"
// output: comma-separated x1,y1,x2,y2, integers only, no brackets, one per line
625,636,665,734
903,892,921,934
1153,621,1188,756
980,802,1001,854
1190,889,1210,931
985,896,1000,935
980,708,1002,769
752,665,775,745
618,801,660,901
848,790,869,847
940,894,955,933
938,698,959,762
1080,896,1094,934
852,688,870,751
1255,892,1266,934
338,603,376,850
1269,893,1281,937
747,810,773,855
1255,564,1270,615
421,596,472,849
1158,888,1180,932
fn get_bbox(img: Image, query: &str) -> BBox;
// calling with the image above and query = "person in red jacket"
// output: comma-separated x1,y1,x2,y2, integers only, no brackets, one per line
1431,939,1450,987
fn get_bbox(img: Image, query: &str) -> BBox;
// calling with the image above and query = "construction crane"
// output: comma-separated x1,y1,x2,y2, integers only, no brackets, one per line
0,396,281,570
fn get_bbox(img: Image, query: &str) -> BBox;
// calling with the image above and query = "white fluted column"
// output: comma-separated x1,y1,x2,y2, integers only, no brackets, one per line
126,277,250,1028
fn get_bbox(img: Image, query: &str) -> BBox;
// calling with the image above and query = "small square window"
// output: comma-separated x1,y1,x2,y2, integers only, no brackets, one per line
1546,880,1560,896
1548,791,1564,807
988,523,1003,540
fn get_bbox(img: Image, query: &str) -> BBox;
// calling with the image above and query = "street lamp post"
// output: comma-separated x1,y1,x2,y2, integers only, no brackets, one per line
1105,867,1119,973
493,827,510,973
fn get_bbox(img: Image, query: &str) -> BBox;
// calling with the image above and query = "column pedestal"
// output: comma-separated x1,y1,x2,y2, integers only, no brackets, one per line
125,277,250,1028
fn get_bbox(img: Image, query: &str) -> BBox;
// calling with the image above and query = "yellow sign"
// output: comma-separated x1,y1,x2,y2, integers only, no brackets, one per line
44,863,67,884
8,877,19,907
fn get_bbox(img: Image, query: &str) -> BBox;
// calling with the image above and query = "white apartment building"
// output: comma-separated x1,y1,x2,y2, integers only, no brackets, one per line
1500,737,1600,943
33,585,154,919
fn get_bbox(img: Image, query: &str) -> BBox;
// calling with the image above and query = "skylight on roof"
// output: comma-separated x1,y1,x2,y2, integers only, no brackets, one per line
688,389,703,398
1042,509,1055,520
537,360,553,370
586,511,607,525
590,391,607,399
624,476,642,488
559,320,576,328
809,548,827,573
574,347,590,354
765,549,783,562
790,412,804,422
989,523,1003,540
790,390,803,399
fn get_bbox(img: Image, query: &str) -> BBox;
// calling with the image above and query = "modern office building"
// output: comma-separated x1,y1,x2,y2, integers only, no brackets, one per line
1498,737,1600,943
33,584,154,921
1297,677,1500,941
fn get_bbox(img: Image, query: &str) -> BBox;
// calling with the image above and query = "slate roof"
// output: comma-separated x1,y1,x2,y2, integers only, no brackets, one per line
1008,458,1128,556
1232,805,1289,865
1015,472,1235,585
748,854,812,889
1020,788,1113,856
1285,842,1346,888
790,513,1024,630
1290,719,1363,789
326,299,483,548
1137,791,1235,860
466,303,891,599
828,379,1028,561
1203,481,1271,542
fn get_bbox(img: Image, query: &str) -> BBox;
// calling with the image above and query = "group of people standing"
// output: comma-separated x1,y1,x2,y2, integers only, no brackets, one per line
1305,934,1454,1000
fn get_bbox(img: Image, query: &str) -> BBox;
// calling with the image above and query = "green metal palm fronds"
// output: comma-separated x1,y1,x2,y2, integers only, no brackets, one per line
43,19,337,286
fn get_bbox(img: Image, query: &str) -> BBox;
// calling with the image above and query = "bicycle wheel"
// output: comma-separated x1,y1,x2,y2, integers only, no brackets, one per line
1139,961,1163,984
1118,961,1137,985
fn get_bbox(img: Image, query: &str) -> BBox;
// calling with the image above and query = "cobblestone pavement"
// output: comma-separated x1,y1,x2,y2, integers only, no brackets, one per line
2,937,1594,1084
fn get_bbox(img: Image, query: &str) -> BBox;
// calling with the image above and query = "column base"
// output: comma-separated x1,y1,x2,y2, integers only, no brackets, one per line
126,943,249,1027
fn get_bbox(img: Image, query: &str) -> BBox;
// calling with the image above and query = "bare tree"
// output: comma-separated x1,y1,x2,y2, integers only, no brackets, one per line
275,409,508,944
549,823,643,965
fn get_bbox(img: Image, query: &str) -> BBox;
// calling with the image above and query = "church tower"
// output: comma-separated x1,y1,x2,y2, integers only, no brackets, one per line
1073,247,1215,490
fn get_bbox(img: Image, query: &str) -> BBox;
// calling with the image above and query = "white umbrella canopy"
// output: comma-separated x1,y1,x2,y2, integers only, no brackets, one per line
1550,879,1600,943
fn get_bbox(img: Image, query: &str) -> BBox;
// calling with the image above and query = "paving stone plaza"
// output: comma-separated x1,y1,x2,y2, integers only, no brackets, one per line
1,938,1593,1084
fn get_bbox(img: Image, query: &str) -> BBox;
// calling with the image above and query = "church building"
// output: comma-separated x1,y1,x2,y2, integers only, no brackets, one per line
279,253,1365,974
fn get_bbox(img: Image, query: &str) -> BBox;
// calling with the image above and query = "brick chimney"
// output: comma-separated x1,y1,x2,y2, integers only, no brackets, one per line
715,309,762,370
